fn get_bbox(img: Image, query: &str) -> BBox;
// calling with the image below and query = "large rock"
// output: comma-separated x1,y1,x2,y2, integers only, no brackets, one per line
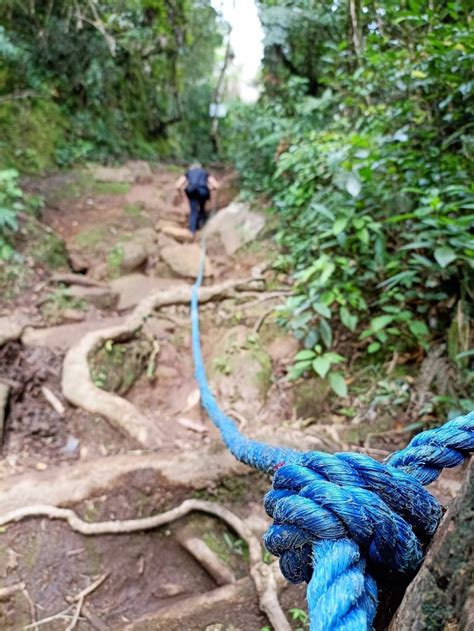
68,285,119,309
156,220,194,244
93,161,152,184
22,317,126,352
204,200,266,255
119,241,148,273
161,243,213,278
209,326,272,418
110,274,183,310
0,314,28,346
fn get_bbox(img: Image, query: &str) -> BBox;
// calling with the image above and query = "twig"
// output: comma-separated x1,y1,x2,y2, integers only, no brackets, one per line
66,573,108,631
24,608,73,629
0,499,290,631
41,386,65,417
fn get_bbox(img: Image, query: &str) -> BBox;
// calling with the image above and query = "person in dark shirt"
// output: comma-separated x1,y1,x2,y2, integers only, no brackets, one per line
175,163,219,236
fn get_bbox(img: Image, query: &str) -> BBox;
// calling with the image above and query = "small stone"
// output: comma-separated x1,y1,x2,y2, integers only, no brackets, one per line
160,582,186,597
63,435,80,456
119,242,148,273
61,308,86,322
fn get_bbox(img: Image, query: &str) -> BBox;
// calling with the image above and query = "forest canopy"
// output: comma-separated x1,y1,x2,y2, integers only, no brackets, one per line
0,0,223,169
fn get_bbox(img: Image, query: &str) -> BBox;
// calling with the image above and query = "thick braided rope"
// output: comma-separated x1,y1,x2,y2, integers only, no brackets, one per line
191,239,474,630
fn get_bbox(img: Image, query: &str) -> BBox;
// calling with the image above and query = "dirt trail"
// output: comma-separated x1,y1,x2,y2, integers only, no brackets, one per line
0,162,314,630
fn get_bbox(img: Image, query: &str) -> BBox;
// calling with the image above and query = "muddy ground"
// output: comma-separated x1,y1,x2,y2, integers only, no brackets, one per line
0,162,469,630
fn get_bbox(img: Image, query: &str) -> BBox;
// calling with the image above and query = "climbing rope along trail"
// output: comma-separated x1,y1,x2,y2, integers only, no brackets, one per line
191,240,474,630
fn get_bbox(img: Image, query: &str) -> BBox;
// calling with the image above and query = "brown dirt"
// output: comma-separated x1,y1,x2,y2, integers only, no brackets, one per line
0,163,307,630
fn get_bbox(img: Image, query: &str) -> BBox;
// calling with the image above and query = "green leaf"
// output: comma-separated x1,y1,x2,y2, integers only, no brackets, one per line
357,228,369,245
312,356,330,378
434,246,457,268
367,342,381,354
408,320,430,339
294,349,316,361
313,302,331,318
340,307,358,332
346,174,361,198
328,372,348,397
288,360,312,380
319,318,333,348
323,352,345,363
332,217,348,235
370,315,394,332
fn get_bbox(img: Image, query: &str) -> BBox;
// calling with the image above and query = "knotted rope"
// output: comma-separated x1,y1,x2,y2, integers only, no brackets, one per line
191,240,474,630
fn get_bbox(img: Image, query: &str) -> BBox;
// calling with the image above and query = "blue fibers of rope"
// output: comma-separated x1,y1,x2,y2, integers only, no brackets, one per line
387,412,474,484
191,240,474,630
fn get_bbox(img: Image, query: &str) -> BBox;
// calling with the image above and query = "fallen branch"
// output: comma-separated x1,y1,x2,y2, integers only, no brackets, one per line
65,573,108,631
0,499,290,631
61,277,263,447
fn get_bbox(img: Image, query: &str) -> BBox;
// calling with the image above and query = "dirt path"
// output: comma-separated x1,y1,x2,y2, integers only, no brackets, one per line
0,162,315,630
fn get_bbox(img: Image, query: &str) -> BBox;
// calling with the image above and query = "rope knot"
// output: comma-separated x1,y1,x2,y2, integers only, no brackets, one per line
262,451,442,585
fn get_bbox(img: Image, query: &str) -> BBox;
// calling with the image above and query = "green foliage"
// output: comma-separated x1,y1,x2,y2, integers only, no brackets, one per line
0,168,23,259
230,0,474,397
0,0,223,168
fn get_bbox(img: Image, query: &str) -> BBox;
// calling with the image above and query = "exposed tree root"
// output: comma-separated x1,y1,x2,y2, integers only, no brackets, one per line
0,499,290,631
61,277,263,447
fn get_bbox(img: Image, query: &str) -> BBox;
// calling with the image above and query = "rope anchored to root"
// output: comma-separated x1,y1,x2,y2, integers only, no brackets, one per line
191,239,474,630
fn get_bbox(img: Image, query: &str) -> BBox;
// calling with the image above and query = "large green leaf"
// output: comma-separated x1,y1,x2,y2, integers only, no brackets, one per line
434,246,457,268
312,356,330,378
328,372,348,397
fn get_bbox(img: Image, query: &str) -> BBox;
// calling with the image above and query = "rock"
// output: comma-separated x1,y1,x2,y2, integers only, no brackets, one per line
160,582,186,598
110,274,182,311
119,241,148,273
133,227,158,255
204,200,266,255
61,308,86,322
156,220,194,244
125,160,153,184
68,250,89,273
22,317,126,352
0,314,27,346
267,335,299,365
161,243,214,278
68,285,119,309
209,326,272,418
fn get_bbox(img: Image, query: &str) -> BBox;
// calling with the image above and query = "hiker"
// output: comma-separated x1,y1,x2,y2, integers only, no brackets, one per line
175,163,219,236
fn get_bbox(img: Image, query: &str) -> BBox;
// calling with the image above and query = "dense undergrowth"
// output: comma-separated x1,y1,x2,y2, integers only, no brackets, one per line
226,1,473,413
0,0,222,171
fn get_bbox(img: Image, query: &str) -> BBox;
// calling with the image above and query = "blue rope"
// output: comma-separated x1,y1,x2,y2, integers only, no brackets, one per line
191,240,474,630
